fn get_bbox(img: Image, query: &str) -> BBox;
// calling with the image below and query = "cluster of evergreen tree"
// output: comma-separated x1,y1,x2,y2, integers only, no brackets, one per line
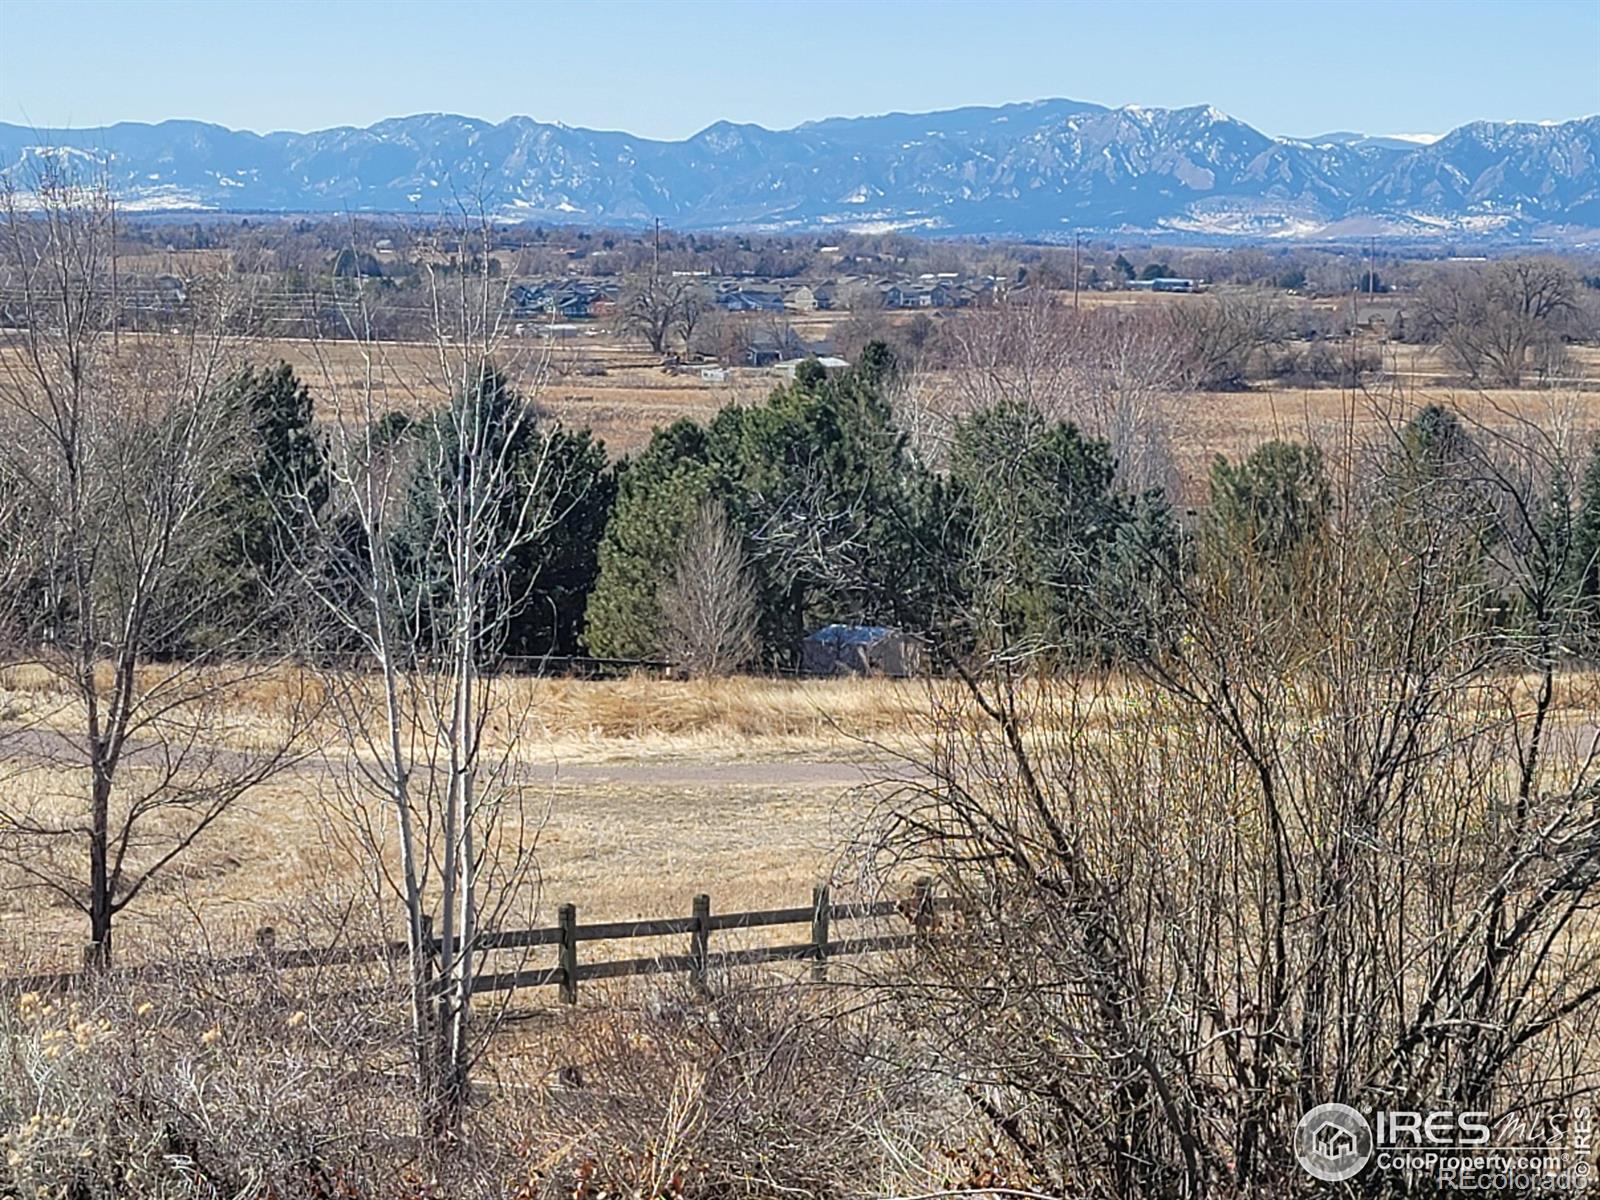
172,352,1600,670
180,362,612,662
586,346,1180,668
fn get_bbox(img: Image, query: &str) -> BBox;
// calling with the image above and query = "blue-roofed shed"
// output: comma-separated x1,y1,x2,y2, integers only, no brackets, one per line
801,624,921,677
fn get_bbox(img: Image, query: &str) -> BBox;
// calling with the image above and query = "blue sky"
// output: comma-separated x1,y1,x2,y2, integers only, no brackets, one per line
2,0,1596,139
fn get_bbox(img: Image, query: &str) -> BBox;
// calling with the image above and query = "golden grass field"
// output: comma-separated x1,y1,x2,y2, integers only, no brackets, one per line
5,299,1598,481
0,670,937,969
248,324,1600,500
3,662,1597,978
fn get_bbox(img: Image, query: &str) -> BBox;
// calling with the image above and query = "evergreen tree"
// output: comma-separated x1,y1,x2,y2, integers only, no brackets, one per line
189,362,329,648
1402,403,1476,478
1207,440,1331,562
398,365,612,659
585,342,931,666
948,402,1174,659
503,427,614,657
584,420,721,659
1390,404,1500,566
1564,438,1600,643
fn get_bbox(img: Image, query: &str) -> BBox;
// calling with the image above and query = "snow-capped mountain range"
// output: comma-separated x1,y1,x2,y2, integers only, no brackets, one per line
2,99,1595,239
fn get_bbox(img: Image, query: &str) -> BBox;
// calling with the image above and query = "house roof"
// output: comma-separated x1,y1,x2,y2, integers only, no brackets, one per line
805,624,896,646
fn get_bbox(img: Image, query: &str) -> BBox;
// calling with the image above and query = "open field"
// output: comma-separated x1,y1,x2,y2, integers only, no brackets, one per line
6,298,1598,484
40,325,1590,494
0,672,936,969
4,665,1598,973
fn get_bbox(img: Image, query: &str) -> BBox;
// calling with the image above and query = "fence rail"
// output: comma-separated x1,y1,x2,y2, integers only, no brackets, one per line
3,884,944,1004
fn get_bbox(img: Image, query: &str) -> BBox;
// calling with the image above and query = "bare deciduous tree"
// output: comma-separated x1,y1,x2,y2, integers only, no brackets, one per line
616,275,704,356
657,499,760,676
1168,289,1287,390
1418,258,1579,387
939,294,1183,492
290,203,587,1137
0,170,311,966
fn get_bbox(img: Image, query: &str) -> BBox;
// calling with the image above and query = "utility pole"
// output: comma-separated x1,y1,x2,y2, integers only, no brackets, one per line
1073,234,1081,311
653,217,661,286
110,193,119,351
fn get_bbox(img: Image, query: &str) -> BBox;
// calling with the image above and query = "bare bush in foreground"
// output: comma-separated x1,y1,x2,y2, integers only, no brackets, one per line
855,411,1600,1196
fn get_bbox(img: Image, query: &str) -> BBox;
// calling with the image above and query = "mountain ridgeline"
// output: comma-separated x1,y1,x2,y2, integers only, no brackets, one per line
2,99,1595,239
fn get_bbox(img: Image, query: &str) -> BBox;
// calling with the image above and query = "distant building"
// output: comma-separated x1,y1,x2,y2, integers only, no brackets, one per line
772,355,849,380
511,280,609,318
1128,277,1203,293
801,625,921,677
716,289,787,313
744,328,808,367
885,281,959,309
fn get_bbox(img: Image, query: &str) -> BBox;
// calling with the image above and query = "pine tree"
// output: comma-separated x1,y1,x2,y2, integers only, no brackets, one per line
396,365,613,659
188,362,329,649
1207,440,1331,561
1568,438,1600,642
585,342,928,665
584,420,721,660
947,402,1172,660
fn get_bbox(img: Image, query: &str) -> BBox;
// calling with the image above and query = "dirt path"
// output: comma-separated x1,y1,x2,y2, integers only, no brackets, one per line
523,758,919,787
0,724,921,789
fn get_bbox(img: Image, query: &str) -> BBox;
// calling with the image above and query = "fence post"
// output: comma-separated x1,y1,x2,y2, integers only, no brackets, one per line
911,875,936,944
558,903,579,1005
417,914,438,1047
689,893,711,993
810,884,830,983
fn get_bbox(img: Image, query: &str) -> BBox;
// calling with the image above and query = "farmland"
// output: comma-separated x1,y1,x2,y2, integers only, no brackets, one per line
100,313,1600,502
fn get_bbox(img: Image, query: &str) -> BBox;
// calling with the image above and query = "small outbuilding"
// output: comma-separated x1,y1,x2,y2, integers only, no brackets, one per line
771,355,849,380
801,624,921,677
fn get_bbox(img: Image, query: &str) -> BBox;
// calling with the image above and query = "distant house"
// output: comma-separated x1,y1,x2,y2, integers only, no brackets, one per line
1129,277,1202,293
716,289,787,313
744,328,808,367
700,366,731,382
331,248,383,279
801,625,921,677
512,283,582,318
885,281,957,309
783,284,833,312
510,279,611,319
1354,302,1407,339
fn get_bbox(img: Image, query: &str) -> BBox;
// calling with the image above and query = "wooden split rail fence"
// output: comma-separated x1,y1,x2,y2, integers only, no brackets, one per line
4,883,946,1004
